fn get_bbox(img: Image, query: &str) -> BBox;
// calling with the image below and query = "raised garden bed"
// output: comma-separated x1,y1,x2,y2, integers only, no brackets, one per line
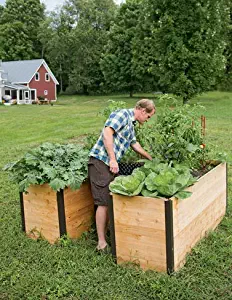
20,181,94,244
109,162,227,273
3,143,94,244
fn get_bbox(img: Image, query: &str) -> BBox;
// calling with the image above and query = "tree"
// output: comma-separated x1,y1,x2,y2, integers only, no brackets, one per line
100,0,142,97
0,0,45,60
135,0,230,103
0,5,4,20
64,0,117,94
217,1,232,91
39,7,74,93
0,22,34,61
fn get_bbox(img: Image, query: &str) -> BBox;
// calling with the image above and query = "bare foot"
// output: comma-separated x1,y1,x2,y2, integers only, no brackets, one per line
96,242,108,251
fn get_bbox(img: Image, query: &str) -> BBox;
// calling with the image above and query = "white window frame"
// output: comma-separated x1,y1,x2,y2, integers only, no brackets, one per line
35,72,40,81
45,73,50,81
44,90,48,96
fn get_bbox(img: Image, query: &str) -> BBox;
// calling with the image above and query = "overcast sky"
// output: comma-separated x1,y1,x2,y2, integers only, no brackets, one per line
0,0,124,11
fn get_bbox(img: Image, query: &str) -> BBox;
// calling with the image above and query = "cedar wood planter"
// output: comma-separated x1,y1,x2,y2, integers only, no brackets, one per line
109,162,227,273
20,181,94,244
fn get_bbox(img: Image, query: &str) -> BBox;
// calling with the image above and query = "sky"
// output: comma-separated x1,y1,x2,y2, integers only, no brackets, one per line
0,0,124,11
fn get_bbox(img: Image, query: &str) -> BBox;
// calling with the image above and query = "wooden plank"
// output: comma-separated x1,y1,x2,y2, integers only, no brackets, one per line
64,182,94,238
23,184,59,244
113,194,167,272
173,163,227,270
172,163,227,236
174,195,225,270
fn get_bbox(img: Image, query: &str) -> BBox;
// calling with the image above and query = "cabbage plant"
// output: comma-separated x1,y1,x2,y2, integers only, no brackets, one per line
110,160,197,200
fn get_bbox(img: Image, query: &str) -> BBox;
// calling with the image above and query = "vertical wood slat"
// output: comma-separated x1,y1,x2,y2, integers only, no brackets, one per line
19,192,25,232
165,200,174,274
56,190,67,237
108,197,117,259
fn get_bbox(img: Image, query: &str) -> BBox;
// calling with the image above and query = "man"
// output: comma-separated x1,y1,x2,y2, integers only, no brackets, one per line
88,99,156,251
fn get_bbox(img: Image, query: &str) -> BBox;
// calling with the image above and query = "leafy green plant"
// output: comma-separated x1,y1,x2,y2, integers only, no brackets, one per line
141,161,196,199
3,142,89,192
109,168,145,196
136,99,208,169
110,160,196,200
83,132,99,151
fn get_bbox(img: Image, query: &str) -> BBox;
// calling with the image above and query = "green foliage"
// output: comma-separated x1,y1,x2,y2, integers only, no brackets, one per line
217,2,232,91
110,160,196,199
83,132,99,151
0,5,4,20
134,0,230,102
3,143,89,192
64,0,117,94
143,161,196,198
0,0,45,60
109,168,145,196
136,96,207,169
101,0,143,96
42,8,76,93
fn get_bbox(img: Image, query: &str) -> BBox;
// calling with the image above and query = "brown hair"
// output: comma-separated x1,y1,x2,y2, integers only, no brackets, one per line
135,99,155,113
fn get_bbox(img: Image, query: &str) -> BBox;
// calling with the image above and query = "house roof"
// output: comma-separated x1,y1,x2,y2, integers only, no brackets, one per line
3,82,30,90
1,59,59,85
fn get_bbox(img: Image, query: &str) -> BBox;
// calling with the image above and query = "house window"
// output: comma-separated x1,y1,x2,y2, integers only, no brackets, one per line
24,91,29,100
44,90,48,96
35,72,40,81
45,73,50,81
19,90,23,100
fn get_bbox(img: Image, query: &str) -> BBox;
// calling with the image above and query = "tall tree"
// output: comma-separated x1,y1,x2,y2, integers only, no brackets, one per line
39,7,74,93
144,0,230,103
0,0,45,60
64,0,117,94
100,0,142,97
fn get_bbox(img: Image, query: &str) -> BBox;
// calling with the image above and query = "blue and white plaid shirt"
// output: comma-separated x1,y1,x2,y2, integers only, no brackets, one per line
89,108,136,165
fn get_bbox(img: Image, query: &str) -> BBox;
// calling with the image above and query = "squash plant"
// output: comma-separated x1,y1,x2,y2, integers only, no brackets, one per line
3,143,89,192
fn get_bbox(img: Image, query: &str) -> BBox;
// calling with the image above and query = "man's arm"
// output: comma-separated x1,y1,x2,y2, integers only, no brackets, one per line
131,142,152,160
103,127,119,174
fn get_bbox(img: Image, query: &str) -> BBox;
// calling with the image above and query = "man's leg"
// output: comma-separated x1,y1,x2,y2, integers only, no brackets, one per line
96,205,108,250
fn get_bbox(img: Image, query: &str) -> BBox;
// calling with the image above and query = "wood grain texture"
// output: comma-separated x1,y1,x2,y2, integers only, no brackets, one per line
172,163,227,270
23,182,94,243
112,163,227,273
23,184,59,243
113,194,167,272
64,182,94,238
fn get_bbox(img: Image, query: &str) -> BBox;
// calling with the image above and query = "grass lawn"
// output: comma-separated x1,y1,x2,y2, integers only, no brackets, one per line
0,91,231,299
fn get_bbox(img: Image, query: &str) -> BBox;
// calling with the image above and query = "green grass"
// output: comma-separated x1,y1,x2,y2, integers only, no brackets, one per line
0,91,231,299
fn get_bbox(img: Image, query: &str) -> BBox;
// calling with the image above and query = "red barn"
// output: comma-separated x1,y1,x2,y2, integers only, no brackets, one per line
0,59,59,104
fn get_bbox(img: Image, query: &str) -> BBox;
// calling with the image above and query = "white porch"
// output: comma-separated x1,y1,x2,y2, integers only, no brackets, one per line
1,83,36,104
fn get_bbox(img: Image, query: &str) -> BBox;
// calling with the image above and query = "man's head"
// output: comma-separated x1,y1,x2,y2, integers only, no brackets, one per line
134,99,156,124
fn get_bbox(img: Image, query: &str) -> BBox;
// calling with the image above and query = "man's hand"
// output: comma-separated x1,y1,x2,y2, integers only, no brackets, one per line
109,159,119,174
131,142,152,160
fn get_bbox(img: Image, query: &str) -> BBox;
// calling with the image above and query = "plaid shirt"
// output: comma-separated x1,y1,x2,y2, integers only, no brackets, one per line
89,108,136,165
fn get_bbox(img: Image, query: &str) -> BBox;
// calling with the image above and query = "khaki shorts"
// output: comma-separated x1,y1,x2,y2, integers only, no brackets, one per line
88,157,115,206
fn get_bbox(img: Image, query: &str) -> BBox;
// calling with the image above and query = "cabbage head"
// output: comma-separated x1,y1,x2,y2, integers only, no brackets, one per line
109,169,146,196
